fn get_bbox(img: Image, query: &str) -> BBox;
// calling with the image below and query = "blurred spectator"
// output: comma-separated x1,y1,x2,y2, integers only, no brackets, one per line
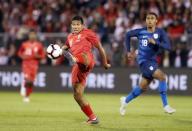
170,42,189,68
187,49,192,68
0,47,9,65
0,0,191,67
162,51,170,68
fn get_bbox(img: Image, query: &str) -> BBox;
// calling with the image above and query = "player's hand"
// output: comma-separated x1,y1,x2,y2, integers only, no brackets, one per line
148,38,156,45
103,63,111,70
127,51,136,60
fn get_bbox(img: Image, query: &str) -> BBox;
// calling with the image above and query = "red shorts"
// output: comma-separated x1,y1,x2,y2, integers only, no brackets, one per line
71,52,94,86
22,64,38,82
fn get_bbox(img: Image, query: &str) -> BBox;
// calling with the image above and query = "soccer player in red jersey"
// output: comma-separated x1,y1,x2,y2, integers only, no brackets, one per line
18,30,45,103
61,16,111,124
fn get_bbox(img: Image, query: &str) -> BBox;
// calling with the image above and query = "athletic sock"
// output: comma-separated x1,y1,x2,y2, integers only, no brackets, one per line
26,87,33,97
125,86,143,103
81,104,96,120
159,81,168,107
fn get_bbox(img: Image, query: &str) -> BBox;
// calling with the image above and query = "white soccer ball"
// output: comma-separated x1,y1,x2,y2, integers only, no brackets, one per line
47,44,62,59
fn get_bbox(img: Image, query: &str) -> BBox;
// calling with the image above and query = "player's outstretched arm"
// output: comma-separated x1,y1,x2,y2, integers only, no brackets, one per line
125,29,140,52
95,42,111,69
125,29,140,60
160,29,171,51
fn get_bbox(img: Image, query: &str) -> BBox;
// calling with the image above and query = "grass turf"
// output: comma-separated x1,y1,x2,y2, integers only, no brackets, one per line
0,92,192,131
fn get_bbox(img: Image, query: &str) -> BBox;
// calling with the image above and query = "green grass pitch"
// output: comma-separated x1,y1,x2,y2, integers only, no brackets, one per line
0,92,192,131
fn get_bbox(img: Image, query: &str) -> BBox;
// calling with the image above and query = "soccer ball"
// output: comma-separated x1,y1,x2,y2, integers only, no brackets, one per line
47,44,62,59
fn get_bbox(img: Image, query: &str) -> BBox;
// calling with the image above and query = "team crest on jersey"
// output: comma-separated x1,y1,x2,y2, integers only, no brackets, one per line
149,66,154,71
153,33,158,39
76,34,81,42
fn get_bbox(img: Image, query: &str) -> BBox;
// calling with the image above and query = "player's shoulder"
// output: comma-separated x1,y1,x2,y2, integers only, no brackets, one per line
155,28,168,37
67,33,73,39
37,40,43,44
128,27,146,33
139,27,147,30
35,41,43,46
156,28,166,33
82,28,93,32
126,27,145,36
82,28,95,35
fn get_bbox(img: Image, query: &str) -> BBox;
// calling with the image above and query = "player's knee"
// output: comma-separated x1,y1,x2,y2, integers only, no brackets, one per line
141,86,147,92
139,84,148,91
25,80,33,87
159,74,166,81
139,84,148,92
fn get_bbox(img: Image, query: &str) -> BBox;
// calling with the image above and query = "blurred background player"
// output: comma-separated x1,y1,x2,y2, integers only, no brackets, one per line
18,30,45,102
61,16,111,124
120,12,176,115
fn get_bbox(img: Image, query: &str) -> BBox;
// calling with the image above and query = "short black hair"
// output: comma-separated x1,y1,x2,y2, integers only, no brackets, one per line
72,16,84,24
146,12,158,19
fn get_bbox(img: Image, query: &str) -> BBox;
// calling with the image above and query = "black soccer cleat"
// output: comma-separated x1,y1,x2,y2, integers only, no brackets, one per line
86,117,99,124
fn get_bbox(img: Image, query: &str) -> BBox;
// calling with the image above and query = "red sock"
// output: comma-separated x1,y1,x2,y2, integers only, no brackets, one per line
26,87,33,97
81,104,96,120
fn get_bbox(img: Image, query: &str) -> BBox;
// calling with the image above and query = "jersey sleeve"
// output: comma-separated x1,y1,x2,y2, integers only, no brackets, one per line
157,29,171,51
125,29,140,52
86,30,100,47
37,43,46,59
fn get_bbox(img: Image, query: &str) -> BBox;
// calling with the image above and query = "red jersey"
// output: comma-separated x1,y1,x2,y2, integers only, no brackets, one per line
65,28,100,57
18,40,45,67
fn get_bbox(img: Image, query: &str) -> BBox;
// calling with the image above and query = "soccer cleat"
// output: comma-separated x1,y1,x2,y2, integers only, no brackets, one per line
23,97,30,103
86,117,99,124
120,97,127,116
164,105,176,114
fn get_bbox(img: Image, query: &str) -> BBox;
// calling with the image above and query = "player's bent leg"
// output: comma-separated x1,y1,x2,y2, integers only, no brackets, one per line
120,77,151,116
73,83,99,124
139,77,152,91
81,52,90,67
152,69,166,81
153,69,176,114
76,52,91,71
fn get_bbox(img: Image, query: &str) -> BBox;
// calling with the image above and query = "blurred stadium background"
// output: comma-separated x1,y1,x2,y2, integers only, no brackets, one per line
0,0,192,130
